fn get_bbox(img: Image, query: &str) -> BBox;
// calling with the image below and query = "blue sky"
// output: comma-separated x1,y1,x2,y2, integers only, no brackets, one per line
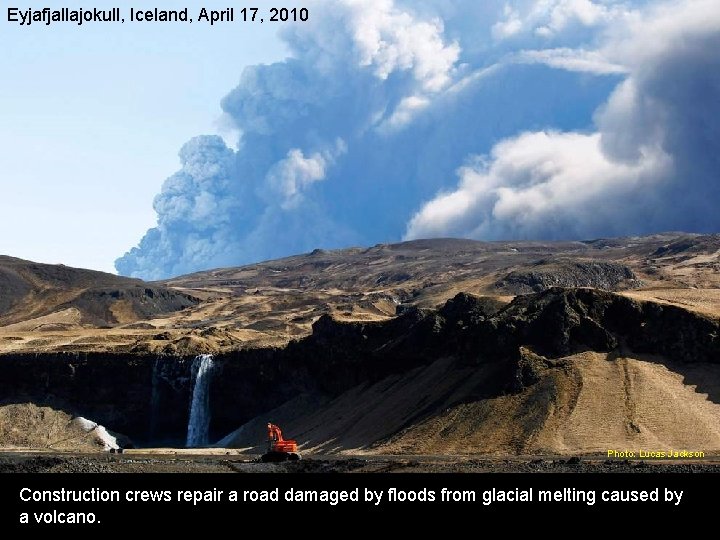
0,0,286,272
2,1,719,278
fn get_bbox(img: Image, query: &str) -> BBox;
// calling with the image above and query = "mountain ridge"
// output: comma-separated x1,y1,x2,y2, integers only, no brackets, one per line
1,234,719,455
1,233,719,355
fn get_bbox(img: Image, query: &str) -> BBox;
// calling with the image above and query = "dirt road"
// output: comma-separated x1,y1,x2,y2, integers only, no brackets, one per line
1,451,719,473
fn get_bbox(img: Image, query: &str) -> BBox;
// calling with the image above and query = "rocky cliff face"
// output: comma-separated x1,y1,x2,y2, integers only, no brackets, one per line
0,353,190,446
1,288,717,449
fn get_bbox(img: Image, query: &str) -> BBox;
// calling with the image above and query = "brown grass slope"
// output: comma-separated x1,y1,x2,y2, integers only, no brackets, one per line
220,353,720,455
2,233,720,354
160,232,720,350
219,288,720,456
0,255,198,328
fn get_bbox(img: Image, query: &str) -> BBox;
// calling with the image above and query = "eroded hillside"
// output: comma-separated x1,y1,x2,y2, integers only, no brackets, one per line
1,233,719,355
2,288,718,455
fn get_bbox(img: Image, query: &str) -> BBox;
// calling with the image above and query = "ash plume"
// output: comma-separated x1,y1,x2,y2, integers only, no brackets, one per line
117,0,720,278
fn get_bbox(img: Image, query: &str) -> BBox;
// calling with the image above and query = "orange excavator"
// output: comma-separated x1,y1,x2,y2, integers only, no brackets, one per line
261,423,301,462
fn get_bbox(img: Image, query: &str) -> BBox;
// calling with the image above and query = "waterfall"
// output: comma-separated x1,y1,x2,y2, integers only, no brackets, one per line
186,354,214,447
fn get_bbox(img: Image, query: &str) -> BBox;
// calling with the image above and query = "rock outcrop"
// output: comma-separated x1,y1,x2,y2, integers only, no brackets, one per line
1,288,717,451
495,260,642,293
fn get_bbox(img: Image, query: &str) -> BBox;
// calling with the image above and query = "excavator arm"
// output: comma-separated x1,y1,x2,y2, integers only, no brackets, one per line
267,423,284,443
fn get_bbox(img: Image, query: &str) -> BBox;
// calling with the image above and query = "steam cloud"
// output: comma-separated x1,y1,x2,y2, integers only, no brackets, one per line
117,0,720,279
406,0,720,241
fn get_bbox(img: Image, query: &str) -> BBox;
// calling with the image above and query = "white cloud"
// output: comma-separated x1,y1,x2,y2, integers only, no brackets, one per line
514,47,628,74
336,0,462,129
492,5,524,39
267,150,327,208
379,95,431,130
405,131,668,240
492,0,635,40
343,0,460,92
266,140,347,209
603,0,720,63
406,0,720,242
536,0,615,36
